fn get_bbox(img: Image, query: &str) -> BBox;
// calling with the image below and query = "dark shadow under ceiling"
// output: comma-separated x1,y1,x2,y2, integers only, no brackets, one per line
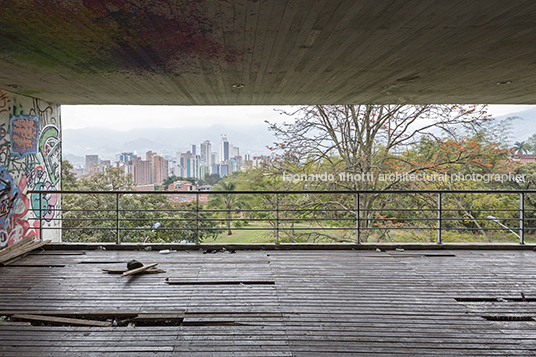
1,0,535,105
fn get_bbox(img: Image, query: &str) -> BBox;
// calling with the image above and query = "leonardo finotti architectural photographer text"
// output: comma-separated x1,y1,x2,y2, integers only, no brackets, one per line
282,172,524,183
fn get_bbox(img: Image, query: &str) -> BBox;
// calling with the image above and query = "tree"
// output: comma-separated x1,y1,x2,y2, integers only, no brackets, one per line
198,173,222,186
61,160,78,190
526,134,536,154
62,168,221,243
513,141,529,155
207,180,250,235
267,104,493,241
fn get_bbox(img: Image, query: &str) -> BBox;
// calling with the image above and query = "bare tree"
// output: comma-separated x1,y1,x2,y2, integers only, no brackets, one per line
266,104,492,242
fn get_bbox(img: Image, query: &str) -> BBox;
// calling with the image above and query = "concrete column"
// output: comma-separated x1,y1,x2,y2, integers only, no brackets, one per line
0,88,61,247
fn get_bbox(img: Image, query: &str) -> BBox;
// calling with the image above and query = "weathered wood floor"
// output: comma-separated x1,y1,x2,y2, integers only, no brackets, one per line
1,249,535,356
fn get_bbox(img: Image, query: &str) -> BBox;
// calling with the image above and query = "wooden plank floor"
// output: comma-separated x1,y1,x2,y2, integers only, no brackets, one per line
0,249,535,356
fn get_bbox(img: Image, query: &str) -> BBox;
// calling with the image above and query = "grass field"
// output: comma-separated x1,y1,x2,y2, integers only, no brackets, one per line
208,222,536,244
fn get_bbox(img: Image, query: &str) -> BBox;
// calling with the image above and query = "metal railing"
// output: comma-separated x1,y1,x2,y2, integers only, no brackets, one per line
29,189,536,244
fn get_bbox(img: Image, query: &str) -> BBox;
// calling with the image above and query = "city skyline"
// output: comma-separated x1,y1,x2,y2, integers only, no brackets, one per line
79,135,270,186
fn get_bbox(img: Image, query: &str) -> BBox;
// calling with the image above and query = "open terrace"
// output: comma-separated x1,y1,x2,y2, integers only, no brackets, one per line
1,189,536,356
1,246,536,356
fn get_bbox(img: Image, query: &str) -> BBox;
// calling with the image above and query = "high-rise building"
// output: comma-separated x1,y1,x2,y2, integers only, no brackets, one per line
85,155,99,175
211,152,217,166
151,154,168,184
229,144,239,158
220,136,229,162
200,140,211,166
190,144,196,156
117,152,135,162
185,156,198,178
133,158,150,184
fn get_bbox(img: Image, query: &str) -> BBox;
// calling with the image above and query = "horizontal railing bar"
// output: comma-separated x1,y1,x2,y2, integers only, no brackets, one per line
29,189,536,195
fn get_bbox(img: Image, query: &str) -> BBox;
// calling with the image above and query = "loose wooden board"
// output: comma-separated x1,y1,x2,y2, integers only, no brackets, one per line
11,314,112,327
0,240,51,264
103,268,165,274
0,234,36,257
121,263,158,277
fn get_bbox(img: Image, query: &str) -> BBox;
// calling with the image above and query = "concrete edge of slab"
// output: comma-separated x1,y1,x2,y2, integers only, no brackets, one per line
43,242,536,251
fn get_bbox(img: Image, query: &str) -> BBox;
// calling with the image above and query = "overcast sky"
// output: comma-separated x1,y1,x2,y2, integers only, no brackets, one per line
61,104,535,131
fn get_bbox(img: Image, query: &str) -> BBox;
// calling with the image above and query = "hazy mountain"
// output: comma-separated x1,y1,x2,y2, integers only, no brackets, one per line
496,107,536,143
62,123,276,165
62,108,536,167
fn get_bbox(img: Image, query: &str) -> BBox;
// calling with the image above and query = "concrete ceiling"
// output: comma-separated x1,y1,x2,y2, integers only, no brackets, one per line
1,0,535,105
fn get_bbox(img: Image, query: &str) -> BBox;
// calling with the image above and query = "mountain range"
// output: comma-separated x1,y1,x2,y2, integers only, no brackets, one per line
62,123,277,166
62,107,536,167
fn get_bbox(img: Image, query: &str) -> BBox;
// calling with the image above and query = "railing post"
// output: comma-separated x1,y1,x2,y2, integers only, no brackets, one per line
437,192,442,244
116,192,120,244
355,192,360,244
196,192,200,244
39,191,43,240
276,193,279,244
520,192,525,244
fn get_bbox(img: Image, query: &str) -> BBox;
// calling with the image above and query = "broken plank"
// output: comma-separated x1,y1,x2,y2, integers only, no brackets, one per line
121,263,158,277
133,313,185,322
0,234,36,257
103,268,165,274
166,279,275,285
0,321,32,326
0,241,51,264
10,314,112,327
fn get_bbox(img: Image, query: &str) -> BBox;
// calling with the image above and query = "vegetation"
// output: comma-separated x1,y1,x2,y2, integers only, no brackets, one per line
60,104,536,244
61,165,222,243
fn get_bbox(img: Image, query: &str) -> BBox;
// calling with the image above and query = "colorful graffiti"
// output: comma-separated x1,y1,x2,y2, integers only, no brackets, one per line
0,89,61,247
0,91,10,115
10,115,40,157
39,125,60,185
0,167,20,246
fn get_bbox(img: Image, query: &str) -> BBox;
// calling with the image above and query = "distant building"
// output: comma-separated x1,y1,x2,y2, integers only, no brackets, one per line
133,158,150,184
200,140,212,166
512,154,536,163
150,153,168,184
88,162,99,176
134,184,155,191
229,144,239,158
99,160,111,173
220,136,229,162
117,152,135,162
71,168,84,178
85,155,99,175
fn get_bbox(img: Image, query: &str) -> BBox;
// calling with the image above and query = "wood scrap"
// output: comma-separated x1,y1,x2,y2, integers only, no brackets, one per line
0,240,51,265
121,263,158,277
0,234,36,257
0,321,32,326
11,314,112,327
133,313,184,322
103,268,165,274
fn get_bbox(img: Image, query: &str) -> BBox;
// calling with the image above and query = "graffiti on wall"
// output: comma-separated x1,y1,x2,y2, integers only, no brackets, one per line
0,89,61,248
10,115,40,157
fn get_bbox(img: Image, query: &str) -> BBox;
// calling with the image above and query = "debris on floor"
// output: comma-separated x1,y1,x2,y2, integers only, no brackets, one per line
121,263,158,277
103,268,165,274
127,259,143,270
0,234,51,265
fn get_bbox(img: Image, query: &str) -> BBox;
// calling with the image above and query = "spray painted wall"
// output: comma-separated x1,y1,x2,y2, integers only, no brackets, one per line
0,89,61,247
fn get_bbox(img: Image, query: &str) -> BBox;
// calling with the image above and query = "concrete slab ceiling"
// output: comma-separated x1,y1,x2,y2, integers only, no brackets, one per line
0,0,535,105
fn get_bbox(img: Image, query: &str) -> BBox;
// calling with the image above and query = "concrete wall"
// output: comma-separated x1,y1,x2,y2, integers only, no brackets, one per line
0,89,61,247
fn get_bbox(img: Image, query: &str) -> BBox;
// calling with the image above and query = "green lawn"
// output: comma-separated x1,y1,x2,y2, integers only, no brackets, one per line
208,222,536,244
